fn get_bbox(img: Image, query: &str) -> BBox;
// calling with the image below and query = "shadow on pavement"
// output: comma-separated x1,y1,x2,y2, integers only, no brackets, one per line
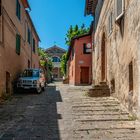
0,84,63,140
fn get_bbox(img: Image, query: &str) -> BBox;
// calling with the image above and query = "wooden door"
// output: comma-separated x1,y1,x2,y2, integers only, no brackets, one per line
80,67,89,84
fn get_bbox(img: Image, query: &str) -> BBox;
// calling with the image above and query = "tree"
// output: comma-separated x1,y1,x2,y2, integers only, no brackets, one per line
60,52,68,76
65,24,89,46
38,47,53,83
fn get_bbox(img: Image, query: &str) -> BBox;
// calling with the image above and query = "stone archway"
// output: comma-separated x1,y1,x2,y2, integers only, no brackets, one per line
101,33,107,81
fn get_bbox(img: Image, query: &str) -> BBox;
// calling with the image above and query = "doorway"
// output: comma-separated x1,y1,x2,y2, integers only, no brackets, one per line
101,33,107,81
80,67,89,84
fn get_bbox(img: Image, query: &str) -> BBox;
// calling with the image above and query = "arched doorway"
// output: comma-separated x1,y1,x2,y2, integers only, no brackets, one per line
101,33,106,81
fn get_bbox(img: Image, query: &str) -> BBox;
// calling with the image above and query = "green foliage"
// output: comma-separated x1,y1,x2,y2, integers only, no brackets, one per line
65,24,90,46
38,47,48,60
38,47,53,71
60,52,68,76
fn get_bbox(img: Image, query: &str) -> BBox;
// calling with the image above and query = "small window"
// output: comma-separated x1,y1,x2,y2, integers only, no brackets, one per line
16,34,21,55
16,0,21,20
33,38,36,53
83,43,91,54
28,28,31,44
129,61,133,92
0,0,2,16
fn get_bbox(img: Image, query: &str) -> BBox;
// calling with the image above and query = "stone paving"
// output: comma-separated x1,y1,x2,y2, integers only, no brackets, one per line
0,82,140,140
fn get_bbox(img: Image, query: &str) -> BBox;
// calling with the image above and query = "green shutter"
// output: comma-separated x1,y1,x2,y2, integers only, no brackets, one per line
16,0,20,20
28,28,31,44
16,34,21,55
33,38,35,53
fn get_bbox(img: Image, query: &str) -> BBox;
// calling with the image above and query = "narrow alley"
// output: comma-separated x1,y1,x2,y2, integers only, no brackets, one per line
0,82,140,140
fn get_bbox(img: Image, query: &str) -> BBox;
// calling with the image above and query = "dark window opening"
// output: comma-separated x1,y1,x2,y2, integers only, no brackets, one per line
28,60,30,68
16,34,21,55
52,57,60,62
129,61,133,92
72,47,74,59
16,0,21,20
111,79,115,93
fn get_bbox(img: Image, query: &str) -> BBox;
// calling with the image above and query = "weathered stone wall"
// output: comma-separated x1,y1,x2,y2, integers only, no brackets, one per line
94,0,140,116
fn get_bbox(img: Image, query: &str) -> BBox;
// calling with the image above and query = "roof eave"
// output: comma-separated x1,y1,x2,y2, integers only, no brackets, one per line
84,0,98,16
21,0,31,10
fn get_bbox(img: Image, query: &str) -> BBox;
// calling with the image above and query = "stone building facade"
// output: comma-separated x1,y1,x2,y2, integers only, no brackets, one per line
0,0,40,97
46,45,66,80
85,0,140,117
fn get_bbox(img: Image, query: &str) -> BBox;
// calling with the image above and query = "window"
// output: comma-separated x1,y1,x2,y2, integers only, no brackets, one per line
16,0,21,20
27,28,31,44
111,79,115,93
16,34,21,55
28,60,30,68
83,43,91,54
108,12,113,35
116,0,124,21
33,38,36,53
72,47,74,60
52,57,60,62
0,0,2,16
129,61,133,92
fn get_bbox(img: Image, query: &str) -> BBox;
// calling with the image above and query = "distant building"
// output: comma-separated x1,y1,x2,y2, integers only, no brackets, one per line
0,0,40,96
67,34,92,85
46,45,66,80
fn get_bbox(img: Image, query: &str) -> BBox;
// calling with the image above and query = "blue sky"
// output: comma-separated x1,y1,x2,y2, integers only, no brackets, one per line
29,0,92,50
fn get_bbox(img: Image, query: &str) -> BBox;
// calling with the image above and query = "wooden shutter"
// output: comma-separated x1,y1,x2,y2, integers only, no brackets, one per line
28,28,31,44
33,38,35,53
108,12,113,34
16,0,21,20
16,34,21,55
116,0,124,21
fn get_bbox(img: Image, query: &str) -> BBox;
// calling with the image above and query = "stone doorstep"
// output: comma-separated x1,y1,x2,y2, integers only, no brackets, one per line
88,89,110,97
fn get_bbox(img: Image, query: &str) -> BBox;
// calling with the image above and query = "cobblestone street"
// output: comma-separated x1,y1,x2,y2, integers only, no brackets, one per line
0,82,140,140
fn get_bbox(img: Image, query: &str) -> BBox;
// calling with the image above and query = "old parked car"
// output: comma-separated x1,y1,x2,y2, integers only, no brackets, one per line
17,69,46,93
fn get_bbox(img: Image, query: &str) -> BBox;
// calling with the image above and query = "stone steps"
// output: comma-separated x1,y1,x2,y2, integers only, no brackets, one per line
88,82,110,97
73,129,140,140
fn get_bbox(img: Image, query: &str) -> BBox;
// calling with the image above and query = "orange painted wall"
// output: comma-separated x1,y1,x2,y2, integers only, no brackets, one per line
68,35,92,85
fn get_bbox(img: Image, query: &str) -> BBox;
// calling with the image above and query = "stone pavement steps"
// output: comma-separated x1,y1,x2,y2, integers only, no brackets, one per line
73,130,140,140
73,120,136,129
74,114,131,120
72,111,129,115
